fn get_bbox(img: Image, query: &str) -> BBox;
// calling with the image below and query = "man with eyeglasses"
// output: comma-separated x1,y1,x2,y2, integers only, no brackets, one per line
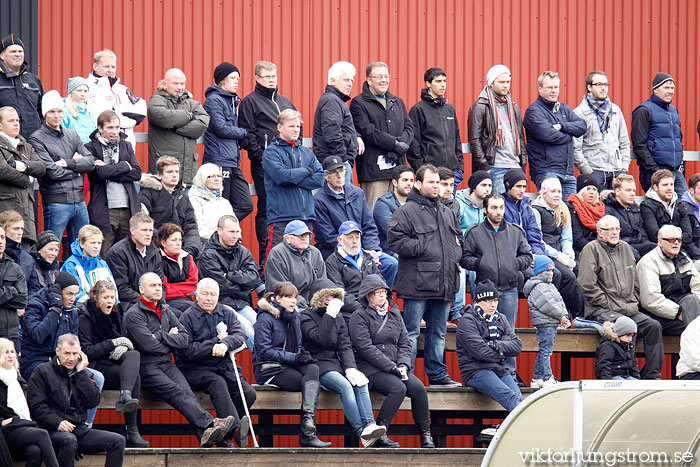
523,71,586,201
637,224,700,336
573,71,631,190
350,62,413,210
578,215,664,379
239,61,297,265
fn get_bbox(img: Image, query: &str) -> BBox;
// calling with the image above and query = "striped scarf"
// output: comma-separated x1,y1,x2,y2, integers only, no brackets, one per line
584,94,612,136
484,85,522,155
476,305,501,341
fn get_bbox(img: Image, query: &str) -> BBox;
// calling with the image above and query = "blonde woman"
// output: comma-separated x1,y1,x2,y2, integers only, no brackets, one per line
62,76,97,143
187,163,235,242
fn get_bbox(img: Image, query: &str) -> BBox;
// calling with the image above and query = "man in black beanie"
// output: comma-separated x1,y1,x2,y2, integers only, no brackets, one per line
202,62,253,222
631,72,685,194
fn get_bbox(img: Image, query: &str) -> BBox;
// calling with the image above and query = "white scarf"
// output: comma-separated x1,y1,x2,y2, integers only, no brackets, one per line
0,367,30,420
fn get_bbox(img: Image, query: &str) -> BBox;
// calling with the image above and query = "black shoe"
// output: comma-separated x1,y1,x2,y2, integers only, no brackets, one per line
515,373,526,388
299,432,332,448
372,434,400,448
215,440,236,448
116,390,139,413
233,415,250,448
125,425,149,448
428,375,462,387
417,421,435,448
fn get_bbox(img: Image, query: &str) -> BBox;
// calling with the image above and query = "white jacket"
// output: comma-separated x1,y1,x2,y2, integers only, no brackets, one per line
187,186,235,242
677,315,700,377
573,96,630,174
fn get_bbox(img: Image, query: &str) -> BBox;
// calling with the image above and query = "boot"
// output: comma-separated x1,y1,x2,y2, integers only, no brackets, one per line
418,420,435,448
233,415,250,448
299,380,331,448
116,390,138,414
372,418,400,448
125,425,149,448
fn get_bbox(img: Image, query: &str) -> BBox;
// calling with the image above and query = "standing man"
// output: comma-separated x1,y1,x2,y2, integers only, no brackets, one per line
147,68,210,186
388,164,462,387
523,71,587,200
0,106,46,244
313,61,361,186
407,67,464,184
350,62,413,210
573,71,631,190
0,34,44,138
87,49,147,149
632,73,685,195
468,65,527,195
373,165,414,257
239,61,297,264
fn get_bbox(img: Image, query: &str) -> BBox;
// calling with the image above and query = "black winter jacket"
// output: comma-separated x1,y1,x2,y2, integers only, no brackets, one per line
388,187,462,300
104,235,164,309
0,60,43,138
138,174,202,258
602,193,655,259
313,85,358,164
78,298,124,364
325,249,380,326
350,82,414,183
595,322,640,379
0,254,27,341
202,84,247,168
407,88,464,171
29,246,59,288
123,299,188,365
85,130,142,234
640,195,699,259
4,238,41,297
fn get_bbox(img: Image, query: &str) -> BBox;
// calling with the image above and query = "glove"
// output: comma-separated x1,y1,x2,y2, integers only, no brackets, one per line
297,351,316,365
397,364,409,381
384,151,400,165
488,340,500,352
389,366,403,378
325,298,343,319
109,345,127,361
345,368,369,387
393,140,410,155
111,337,133,350
48,284,63,314
557,254,576,270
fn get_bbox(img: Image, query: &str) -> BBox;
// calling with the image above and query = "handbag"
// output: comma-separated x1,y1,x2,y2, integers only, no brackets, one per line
259,361,283,378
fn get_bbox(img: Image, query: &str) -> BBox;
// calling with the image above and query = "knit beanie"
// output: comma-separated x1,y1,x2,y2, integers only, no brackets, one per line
613,316,637,337
41,90,64,116
54,271,79,290
468,170,492,191
576,173,599,193
0,34,24,54
214,62,240,85
36,230,60,252
533,255,555,276
503,169,527,192
66,76,90,96
651,72,674,90
486,64,511,86
474,280,499,302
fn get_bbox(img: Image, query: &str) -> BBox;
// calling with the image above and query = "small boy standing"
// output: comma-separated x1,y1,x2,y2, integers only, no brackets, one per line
523,255,570,388
595,316,640,380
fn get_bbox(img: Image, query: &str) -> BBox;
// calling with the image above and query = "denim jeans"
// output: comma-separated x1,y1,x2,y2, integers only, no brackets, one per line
611,375,638,381
533,173,577,202
496,288,519,376
449,266,466,321
43,201,89,246
378,252,398,289
466,369,524,412
490,167,512,195
533,327,557,380
591,170,627,191
233,305,257,352
467,270,477,300
86,368,105,427
320,370,375,436
403,299,450,379
344,161,354,187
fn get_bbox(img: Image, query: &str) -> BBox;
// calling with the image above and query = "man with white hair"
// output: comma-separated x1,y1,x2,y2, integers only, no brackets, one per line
578,215,664,379
468,64,527,195
177,278,256,448
313,61,362,186
147,68,210,185
637,224,700,334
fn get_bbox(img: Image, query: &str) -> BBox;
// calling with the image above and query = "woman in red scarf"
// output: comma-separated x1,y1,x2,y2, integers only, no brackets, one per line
156,223,199,316
568,174,606,257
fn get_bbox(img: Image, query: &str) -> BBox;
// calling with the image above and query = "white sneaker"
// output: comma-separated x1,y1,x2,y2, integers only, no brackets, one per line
480,426,499,437
361,423,386,440
530,378,544,388
541,377,559,387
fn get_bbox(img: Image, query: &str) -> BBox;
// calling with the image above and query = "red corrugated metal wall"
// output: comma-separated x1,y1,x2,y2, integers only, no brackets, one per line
36,0,699,448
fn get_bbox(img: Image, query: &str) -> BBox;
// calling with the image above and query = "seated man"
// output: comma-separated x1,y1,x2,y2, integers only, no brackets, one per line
61,224,115,304
123,272,235,447
373,164,414,257
27,333,125,467
314,155,398,287
602,174,656,260
578,215,664,379
198,215,264,351
105,213,164,310
265,220,327,308
325,221,380,326
637,224,700,335
177,278,256,448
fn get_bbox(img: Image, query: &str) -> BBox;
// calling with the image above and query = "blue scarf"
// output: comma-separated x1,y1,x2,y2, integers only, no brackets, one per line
336,244,363,271
585,94,612,136
200,185,222,197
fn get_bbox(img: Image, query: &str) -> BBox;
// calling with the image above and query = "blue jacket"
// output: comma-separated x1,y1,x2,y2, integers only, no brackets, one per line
635,94,683,170
61,238,115,304
313,182,381,258
252,298,303,383
523,96,586,177
262,137,324,224
202,84,247,168
21,287,79,379
455,189,485,236
373,191,401,255
61,100,97,144
504,194,547,255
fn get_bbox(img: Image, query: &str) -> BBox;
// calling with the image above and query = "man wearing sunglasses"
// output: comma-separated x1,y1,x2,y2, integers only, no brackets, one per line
637,224,700,336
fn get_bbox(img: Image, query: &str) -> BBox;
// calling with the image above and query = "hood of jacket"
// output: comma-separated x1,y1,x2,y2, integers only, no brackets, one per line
357,274,390,301
68,238,103,267
154,87,194,102
530,195,555,213
139,173,165,191
29,245,57,271
419,87,447,106
644,187,677,215
602,320,621,342
257,297,282,318
203,231,240,255
0,59,29,78
406,186,440,208
205,84,241,104
523,273,550,297
309,287,345,311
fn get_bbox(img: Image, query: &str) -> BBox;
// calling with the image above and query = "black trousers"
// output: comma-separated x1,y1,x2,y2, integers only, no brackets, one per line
183,368,256,435
50,428,125,467
222,166,254,222
368,372,429,425
250,160,268,265
140,361,214,433
269,364,320,391
94,350,141,426
6,425,59,467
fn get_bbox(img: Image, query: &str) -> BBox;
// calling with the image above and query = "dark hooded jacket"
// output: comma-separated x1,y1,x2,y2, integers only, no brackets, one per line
252,297,303,383
202,84,247,168
4,238,41,296
29,245,59,289
595,321,640,379
78,298,124,363
0,254,27,342
0,59,44,138
602,191,655,259
104,235,164,309
312,84,358,164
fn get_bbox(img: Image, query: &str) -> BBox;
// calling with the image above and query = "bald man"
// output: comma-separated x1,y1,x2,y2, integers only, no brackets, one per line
147,68,210,185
